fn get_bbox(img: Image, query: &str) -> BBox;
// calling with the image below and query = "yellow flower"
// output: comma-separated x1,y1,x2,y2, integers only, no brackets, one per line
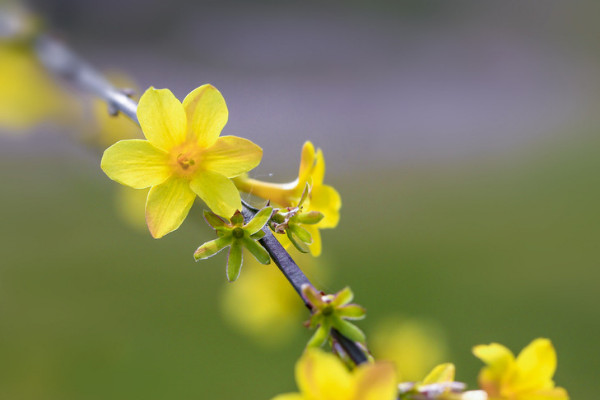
271,348,397,400
234,141,341,256
101,85,262,238
473,338,569,400
371,317,449,382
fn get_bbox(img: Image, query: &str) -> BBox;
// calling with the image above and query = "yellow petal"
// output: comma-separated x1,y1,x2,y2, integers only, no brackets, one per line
310,184,341,228
352,362,398,400
422,363,455,384
473,343,515,378
182,84,228,147
312,149,326,186
145,177,195,238
511,338,557,393
101,139,171,189
202,136,263,178
137,87,187,151
305,225,322,257
190,170,241,218
270,394,305,400
517,387,569,400
298,141,316,185
296,349,353,400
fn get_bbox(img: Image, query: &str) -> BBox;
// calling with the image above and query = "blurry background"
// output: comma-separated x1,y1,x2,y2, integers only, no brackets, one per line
1,0,599,399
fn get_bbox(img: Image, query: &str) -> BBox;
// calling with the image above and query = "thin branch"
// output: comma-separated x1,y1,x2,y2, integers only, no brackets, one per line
34,34,369,366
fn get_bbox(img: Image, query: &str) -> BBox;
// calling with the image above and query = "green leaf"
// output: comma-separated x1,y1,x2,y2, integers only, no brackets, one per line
230,210,244,226
336,304,366,320
193,236,232,260
250,230,265,240
226,241,243,281
203,210,227,229
296,210,324,225
301,285,324,308
297,183,310,207
306,324,329,348
287,229,309,253
290,225,312,244
332,286,354,307
332,316,366,344
242,236,271,265
243,206,273,234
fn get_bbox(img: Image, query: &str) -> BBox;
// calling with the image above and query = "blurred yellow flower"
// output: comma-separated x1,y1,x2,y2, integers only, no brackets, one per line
101,85,262,238
0,42,75,132
399,363,488,400
473,338,569,400
271,348,397,400
220,249,327,346
234,141,341,256
113,186,148,231
370,317,449,382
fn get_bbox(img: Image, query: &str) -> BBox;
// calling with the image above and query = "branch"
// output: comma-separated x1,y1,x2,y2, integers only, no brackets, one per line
34,34,369,366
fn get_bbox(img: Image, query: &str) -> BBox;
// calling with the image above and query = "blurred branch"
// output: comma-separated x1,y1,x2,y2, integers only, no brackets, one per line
34,34,369,366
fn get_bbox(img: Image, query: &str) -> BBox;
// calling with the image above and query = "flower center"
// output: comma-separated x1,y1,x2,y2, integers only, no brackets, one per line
170,142,202,177
232,227,245,239
177,153,195,169
322,305,334,316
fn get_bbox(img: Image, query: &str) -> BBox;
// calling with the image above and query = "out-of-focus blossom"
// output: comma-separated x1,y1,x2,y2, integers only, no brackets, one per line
0,42,76,132
271,348,397,400
101,85,263,237
220,249,327,347
473,338,569,400
234,141,341,256
398,363,488,400
371,317,449,382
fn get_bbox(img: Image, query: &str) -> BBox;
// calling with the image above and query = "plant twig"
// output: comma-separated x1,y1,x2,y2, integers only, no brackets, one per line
34,34,369,366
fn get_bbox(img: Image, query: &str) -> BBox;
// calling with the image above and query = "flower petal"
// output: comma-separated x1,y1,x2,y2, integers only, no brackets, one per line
511,338,557,393
270,394,304,400
145,177,196,238
182,84,228,147
312,149,325,186
101,139,171,189
202,136,263,178
473,342,515,388
190,170,241,218
296,348,353,400
305,225,322,257
310,184,341,228
353,362,398,400
422,363,455,384
137,87,187,150
298,141,316,185
522,387,569,400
